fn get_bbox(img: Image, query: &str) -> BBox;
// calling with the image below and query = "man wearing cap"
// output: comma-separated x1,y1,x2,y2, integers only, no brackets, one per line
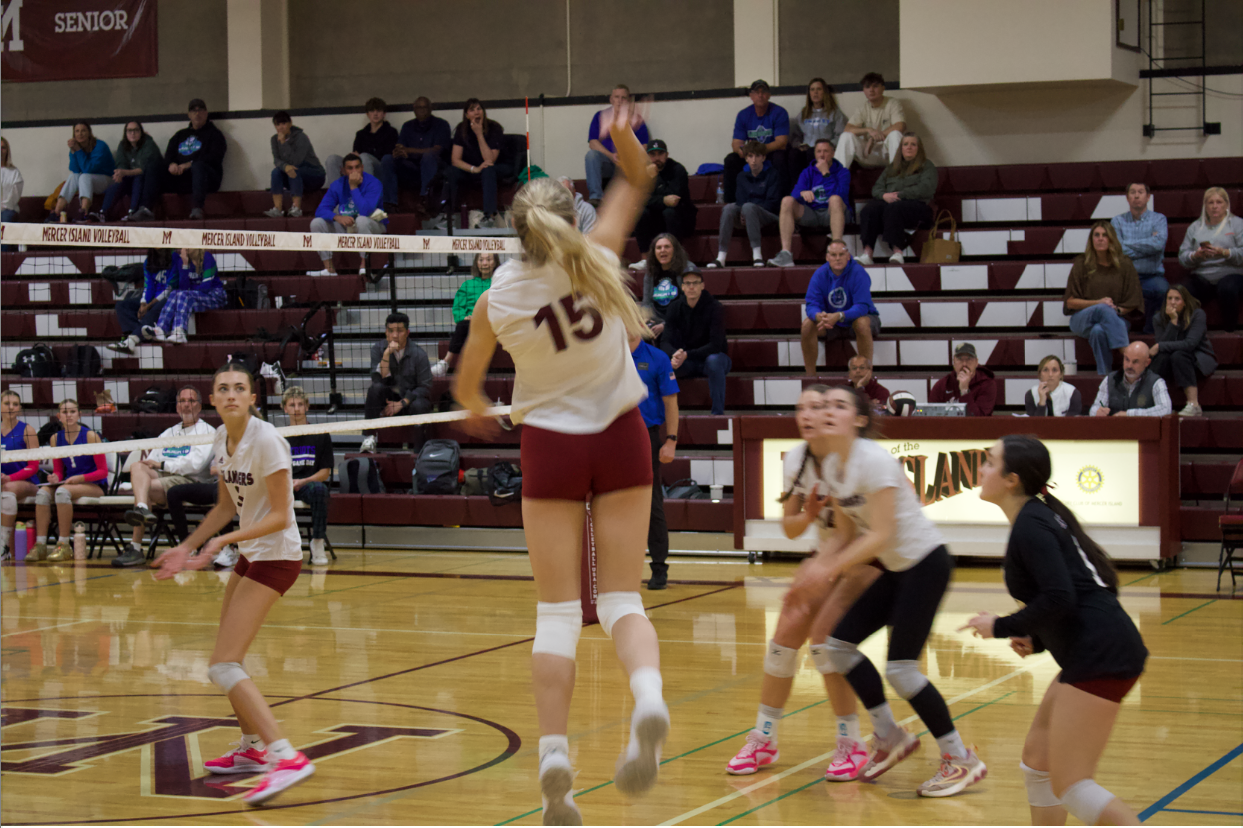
634,139,697,253
929,343,997,416
163,99,227,220
722,80,789,204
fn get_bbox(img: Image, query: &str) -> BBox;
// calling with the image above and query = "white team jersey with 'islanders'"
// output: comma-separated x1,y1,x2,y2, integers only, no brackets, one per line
212,416,302,562
486,248,646,434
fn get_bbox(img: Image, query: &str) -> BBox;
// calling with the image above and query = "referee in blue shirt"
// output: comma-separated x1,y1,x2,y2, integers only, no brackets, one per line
631,333,679,590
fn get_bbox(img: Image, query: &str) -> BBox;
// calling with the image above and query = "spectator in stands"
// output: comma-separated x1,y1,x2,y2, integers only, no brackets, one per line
100,121,161,222
630,332,679,590
557,176,597,234
1179,187,1243,333
48,121,114,223
148,248,225,345
708,141,781,268
788,78,846,182
1024,355,1083,416
847,355,890,412
394,97,452,211
282,386,334,566
309,154,385,277
107,248,175,354
326,97,400,208
1,390,39,561
164,471,219,544
768,138,850,266
431,252,496,377
837,72,906,172
113,386,215,567
661,271,730,415
722,80,789,204
1064,221,1142,375
930,343,997,416
1089,341,1172,417
634,139,696,253
265,111,325,219
585,84,651,205
164,99,226,220
801,238,879,373
444,99,509,227
1151,285,1216,417
1111,182,1168,334
1,138,22,252
642,234,699,339
29,399,106,563
360,312,433,453
856,132,935,266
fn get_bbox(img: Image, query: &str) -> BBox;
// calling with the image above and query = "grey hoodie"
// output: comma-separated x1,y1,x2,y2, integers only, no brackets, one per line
271,126,324,175
1178,214,1243,285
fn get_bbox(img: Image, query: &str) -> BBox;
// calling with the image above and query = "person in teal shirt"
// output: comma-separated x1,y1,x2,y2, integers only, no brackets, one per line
432,252,497,377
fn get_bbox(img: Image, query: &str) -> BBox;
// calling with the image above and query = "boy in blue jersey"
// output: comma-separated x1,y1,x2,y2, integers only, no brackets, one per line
630,334,680,590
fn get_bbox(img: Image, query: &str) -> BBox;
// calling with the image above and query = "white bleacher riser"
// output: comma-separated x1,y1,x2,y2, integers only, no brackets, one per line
1056,228,1091,254
899,340,949,366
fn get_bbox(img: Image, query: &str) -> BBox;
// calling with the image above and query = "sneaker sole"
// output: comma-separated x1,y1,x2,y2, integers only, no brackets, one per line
244,762,315,806
124,510,154,527
614,709,669,796
918,763,988,798
204,761,267,775
861,735,920,782
540,765,581,826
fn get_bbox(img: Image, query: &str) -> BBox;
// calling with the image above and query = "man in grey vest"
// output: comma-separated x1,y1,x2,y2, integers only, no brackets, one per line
1089,340,1172,417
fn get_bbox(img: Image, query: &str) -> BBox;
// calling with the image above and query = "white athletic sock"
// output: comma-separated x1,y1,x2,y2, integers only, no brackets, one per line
136,502,148,511
242,733,265,750
716,250,727,265
539,734,570,761
866,702,900,744
936,729,968,760
751,245,763,261
756,704,783,742
836,713,862,742
36,535,46,546
265,738,296,762
1,526,13,548
629,666,663,705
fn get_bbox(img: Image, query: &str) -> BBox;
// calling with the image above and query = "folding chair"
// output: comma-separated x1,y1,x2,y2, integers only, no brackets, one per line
76,451,135,560
1218,457,1243,592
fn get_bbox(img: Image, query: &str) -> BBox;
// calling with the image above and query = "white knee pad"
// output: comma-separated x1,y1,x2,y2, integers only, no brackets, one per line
885,660,929,700
0,492,16,516
809,642,838,675
1020,761,1061,808
34,488,53,507
1060,778,1116,826
55,487,74,505
824,637,864,674
763,641,800,678
532,600,582,660
207,661,249,693
596,591,646,638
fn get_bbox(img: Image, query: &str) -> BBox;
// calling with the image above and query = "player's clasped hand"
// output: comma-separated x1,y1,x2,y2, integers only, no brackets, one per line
1009,636,1034,657
152,542,216,580
958,611,999,639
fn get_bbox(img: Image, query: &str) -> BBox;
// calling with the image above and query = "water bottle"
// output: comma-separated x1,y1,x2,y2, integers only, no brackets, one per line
73,521,87,560
14,521,27,561
715,180,725,204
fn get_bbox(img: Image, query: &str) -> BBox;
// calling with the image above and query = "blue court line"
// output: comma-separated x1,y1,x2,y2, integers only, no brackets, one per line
1162,808,1243,817
1,572,117,594
1139,742,1243,821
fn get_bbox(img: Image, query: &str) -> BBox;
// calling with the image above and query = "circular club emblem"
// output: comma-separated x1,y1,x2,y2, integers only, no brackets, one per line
1077,465,1104,494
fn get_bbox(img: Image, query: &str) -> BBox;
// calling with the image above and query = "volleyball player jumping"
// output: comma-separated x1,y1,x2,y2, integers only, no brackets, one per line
153,362,314,807
964,434,1146,826
453,102,666,826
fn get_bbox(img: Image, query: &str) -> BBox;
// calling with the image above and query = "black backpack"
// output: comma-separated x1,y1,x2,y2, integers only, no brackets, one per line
36,419,61,447
665,478,708,499
228,273,270,310
14,344,58,378
133,385,176,414
337,457,386,494
487,461,523,506
414,439,461,494
62,345,102,377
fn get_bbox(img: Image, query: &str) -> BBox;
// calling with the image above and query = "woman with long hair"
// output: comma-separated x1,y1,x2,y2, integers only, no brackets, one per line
1178,186,1243,332
48,121,114,223
788,78,846,180
432,252,498,377
1063,221,1142,375
724,385,881,782
856,132,936,266
30,399,107,562
1150,284,1217,417
444,98,511,225
453,101,666,826
0,390,39,560
964,434,1146,825
101,120,163,221
641,233,698,339
785,384,986,797
1025,355,1083,417
149,247,226,345
153,362,315,806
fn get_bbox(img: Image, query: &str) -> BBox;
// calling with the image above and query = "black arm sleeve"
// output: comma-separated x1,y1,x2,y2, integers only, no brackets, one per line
992,516,1078,639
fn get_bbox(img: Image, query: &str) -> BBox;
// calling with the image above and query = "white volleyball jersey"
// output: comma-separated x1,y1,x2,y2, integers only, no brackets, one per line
820,438,944,571
212,417,302,563
782,443,833,540
486,248,646,434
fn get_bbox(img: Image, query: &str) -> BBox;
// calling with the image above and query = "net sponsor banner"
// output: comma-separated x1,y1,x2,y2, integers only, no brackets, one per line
0,222,524,254
761,437,1139,525
2,0,158,82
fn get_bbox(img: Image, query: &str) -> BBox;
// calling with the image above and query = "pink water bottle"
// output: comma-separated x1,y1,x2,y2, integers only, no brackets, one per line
27,524,36,556
14,521,27,561
73,522,87,560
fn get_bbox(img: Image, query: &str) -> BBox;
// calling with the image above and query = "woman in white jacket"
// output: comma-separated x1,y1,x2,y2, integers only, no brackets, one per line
1024,355,1083,417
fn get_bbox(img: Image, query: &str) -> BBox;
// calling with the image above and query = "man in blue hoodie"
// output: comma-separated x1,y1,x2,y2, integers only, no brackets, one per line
708,141,782,268
800,239,880,374
768,139,851,267
308,154,385,276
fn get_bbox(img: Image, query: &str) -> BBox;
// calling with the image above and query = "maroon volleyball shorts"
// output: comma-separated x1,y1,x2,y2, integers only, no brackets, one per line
520,407,653,501
233,554,302,596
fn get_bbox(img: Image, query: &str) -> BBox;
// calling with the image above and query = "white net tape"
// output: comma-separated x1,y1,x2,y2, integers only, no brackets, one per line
0,405,512,463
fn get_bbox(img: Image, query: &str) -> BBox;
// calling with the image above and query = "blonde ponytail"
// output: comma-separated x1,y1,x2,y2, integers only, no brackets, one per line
511,178,648,338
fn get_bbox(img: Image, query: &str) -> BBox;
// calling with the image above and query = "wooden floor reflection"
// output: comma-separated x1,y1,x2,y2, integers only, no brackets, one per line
1,552,1240,826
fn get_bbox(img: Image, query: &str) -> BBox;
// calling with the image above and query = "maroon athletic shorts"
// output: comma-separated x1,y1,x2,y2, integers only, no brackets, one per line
233,555,302,596
520,407,653,501
1063,674,1140,703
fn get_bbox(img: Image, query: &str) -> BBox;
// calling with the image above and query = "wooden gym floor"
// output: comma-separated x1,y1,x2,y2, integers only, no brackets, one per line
1,551,1240,826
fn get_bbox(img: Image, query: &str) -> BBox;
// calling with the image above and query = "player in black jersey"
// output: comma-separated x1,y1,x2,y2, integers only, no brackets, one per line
963,434,1145,826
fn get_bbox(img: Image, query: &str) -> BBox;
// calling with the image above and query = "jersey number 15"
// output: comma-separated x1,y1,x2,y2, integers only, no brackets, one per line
533,294,603,352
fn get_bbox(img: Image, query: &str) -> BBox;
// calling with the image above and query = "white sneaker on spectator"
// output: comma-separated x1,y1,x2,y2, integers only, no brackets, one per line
767,250,795,267
168,328,188,344
856,252,874,266
1179,402,1203,417
149,326,167,342
360,435,378,453
188,208,205,220
889,252,905,264
133,207,155,221
628,260,646,271
213,544,240,568
430,359,450,377
307,268,335,277
287,206,303,218
310,539,330,566
107,335,140,355
263,207,285,218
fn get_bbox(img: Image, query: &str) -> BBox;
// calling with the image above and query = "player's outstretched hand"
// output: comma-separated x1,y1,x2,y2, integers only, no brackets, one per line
958,612,999,639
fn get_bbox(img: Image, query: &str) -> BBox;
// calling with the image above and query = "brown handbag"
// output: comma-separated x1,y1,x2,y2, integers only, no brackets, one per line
920,209,961,264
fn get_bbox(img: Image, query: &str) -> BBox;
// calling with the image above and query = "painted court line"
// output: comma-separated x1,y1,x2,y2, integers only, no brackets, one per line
1138,742,1243,821
1,572,117,594
0,619,90,638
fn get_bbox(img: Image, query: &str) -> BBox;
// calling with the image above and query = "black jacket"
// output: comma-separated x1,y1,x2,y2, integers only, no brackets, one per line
648,158,696,213
661,290,727,361
353,121,400,160
164,120,227,169
369,341,433,406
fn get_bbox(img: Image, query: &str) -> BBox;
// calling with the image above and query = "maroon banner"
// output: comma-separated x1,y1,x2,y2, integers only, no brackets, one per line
1,0,157,83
